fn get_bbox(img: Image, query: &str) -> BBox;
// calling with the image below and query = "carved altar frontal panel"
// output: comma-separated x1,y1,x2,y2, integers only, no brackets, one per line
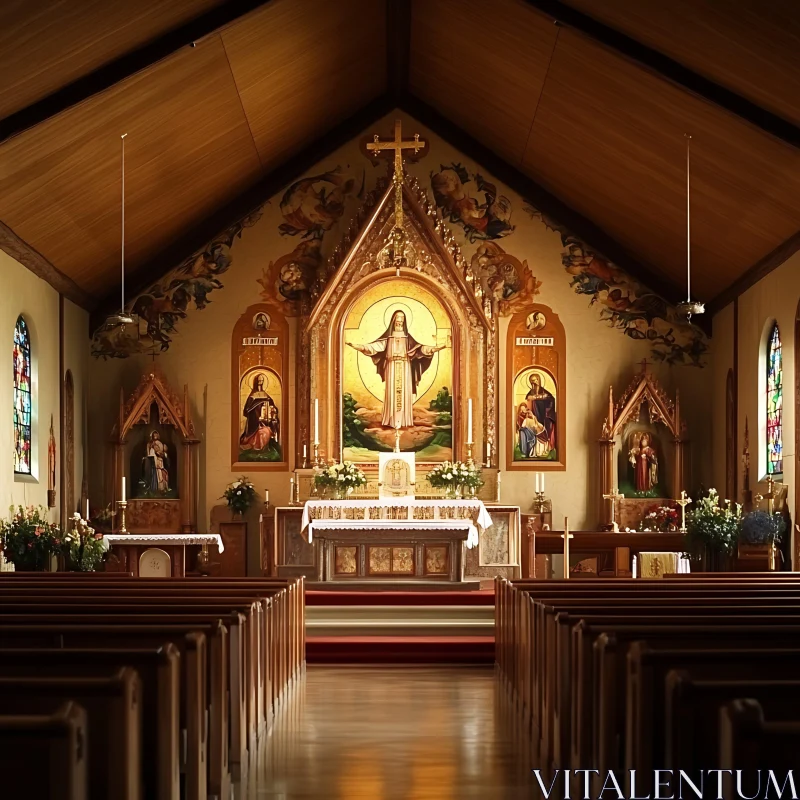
127,499,182,533
424,545,449,575
278,508,315,567
506,304,566,471
232,303,289,471
334,546,358,575
367,546,417,575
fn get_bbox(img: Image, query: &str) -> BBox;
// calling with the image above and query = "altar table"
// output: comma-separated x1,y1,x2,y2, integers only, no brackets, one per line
300,499,492,583
104,534,224,577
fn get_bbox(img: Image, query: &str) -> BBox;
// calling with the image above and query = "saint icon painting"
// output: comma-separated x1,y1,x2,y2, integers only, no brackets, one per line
512,368,557,462
342,280,453,462
239,368,282,462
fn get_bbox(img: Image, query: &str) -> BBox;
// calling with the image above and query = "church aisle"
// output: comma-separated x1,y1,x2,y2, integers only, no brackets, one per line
245,666,537,799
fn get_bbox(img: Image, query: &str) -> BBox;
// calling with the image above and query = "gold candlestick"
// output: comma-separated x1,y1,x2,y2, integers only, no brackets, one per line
676,490,692,534
561,516,573,580
602,490,623,532
117,500,128,534
465,441,475,468
312,442,323,468
394,424,402,454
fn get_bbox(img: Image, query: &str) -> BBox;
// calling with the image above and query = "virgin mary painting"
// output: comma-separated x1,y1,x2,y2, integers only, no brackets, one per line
239,372,281,460
347,310,445,429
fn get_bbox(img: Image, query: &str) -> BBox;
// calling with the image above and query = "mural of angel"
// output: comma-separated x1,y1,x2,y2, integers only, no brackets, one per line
278,168,362,238
431,163,514,242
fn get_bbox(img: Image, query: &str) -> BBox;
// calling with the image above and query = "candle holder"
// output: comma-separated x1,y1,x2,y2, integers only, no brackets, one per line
532,490,547,514
602,490,623,532
676,490,692,534
312,443,324,468
117,500,128,534
465,441,475,468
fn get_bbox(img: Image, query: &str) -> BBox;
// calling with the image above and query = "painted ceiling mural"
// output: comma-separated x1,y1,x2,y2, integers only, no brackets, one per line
523,204,708,367
91,209,263,359
89,130,706,367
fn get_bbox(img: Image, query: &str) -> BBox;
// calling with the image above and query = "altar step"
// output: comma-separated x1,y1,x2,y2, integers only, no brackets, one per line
305,590,495,664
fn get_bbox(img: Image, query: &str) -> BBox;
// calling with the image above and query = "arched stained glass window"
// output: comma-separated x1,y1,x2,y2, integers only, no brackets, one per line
13,316,32,475
766,323,783,475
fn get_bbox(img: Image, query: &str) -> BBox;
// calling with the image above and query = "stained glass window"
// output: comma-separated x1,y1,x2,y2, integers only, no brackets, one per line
13,316,31,475
766,323,783,475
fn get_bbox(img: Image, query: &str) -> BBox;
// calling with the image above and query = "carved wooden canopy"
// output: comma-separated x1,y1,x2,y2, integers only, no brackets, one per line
601,365,684,442
114,369,197,444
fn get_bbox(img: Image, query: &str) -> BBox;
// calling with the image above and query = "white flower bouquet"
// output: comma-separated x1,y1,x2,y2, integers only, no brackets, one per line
222,476,257,515
427,460,483,496
314,461,367,498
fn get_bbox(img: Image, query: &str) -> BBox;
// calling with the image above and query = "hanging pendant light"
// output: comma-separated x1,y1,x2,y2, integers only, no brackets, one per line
102,133,135,330
676,133,705,320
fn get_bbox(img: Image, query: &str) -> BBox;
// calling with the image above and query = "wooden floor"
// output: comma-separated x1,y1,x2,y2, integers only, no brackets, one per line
243,666,537,799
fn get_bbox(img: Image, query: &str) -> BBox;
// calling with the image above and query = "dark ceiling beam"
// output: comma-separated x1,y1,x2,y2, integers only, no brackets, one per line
0,0,274,145
401,95,686,307
90,93,394,332
386,0,412,103
521,0,800,150
0,221,94,309
708,229,800,317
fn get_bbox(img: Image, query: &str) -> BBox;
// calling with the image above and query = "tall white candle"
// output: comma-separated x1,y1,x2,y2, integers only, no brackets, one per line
121,476,126,502
535,473,540,493
303,443,308,459
486,441,491,463
314,399,319,446
264,490,269,507
85,499,90,520
467,399,473,443
563,516,570,580
541,473,545,493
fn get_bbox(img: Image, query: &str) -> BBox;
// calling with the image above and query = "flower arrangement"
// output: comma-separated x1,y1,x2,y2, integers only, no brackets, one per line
314,461,367,498
426,460,483,497
0,505,63,571
740,510,785,545
222,476,257,516
65,513,107,572
640,503,679,532
685,489,742,556
90,503,116,532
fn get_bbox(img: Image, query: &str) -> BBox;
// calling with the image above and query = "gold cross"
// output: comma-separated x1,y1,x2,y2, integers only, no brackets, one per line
367,120,426,259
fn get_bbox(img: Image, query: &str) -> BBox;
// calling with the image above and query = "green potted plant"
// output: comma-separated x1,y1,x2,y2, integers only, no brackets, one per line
313,461,367,499
222,476,257,516
0,505,64,571
64,513,107,572
739,509,785,570
684,489,742,571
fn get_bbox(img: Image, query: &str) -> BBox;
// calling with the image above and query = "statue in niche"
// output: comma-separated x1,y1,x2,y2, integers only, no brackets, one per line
628,431,659,494
347,309,446,429
141,430,171,496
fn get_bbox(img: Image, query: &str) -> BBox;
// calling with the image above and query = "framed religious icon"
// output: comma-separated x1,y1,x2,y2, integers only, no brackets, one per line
506,304,566,471
341,279,454,463
231,304,289,470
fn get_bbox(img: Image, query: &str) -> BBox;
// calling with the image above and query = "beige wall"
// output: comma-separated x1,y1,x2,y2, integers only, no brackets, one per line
0,249,89,525
712,250,799,552
88,110,712,531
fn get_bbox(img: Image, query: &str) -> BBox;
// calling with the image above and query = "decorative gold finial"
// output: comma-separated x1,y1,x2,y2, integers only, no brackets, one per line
367,120,427,272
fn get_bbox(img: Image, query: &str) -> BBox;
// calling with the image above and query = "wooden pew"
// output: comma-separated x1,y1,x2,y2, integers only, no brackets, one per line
0,702,88,800
720,698,800,773
0,669,141,800
0,646,181,800
625,643,800,778
665,673,800,771
0,622,219,800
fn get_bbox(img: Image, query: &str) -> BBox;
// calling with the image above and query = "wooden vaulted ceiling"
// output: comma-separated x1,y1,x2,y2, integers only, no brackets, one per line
1,0,799,322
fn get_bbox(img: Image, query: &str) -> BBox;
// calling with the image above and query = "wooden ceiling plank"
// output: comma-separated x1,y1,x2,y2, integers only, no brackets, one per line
387,0,412,102
708,230,800,316
409,0,559,166
520,30,800,301
520,0,800,149
0,36,264,299
0,0,275,145
221,0,387,173
401,94,683,304
90,94,394,331
567,0,800,127
0,220,93,309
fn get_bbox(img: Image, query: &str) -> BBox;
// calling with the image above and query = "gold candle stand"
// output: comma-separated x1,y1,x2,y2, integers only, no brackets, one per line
117,500,128,534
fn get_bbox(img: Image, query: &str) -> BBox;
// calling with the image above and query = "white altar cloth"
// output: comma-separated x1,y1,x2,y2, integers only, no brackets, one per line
306,518,479,548
104,533,224,553
301,498,493,536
